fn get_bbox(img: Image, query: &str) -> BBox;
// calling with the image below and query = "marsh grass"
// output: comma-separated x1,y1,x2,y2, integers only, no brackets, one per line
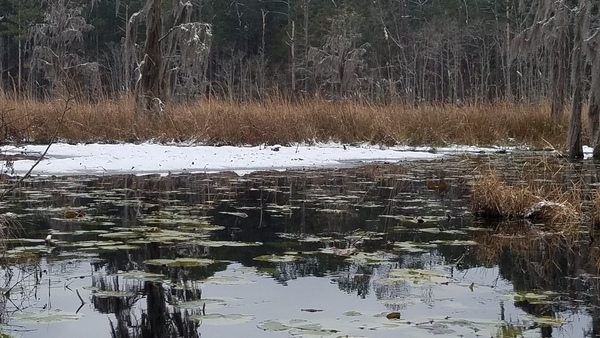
0,94,569,147
0,214,19,254
592,188,600,228
471,162,583,229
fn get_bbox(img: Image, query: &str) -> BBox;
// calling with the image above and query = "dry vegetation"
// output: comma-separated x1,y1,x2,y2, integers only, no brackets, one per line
470,152,593,228
0,94,568,147
471,170,583,225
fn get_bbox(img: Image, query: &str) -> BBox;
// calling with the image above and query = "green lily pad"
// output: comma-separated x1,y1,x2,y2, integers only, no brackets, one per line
378,268,449,286
189,313,255,325
344,252,397,265
175,298,236,309
99,231,139,239
144,258,214,267
254,255,302,263
193,240,262,247
257,319,340,336
202,275,252,285
525,315,565,326
219,212,248,218
393,242,437,253
512,291,556,304
430,240,478,246
93,290,136,298
117,270,166,281
13,310,82,323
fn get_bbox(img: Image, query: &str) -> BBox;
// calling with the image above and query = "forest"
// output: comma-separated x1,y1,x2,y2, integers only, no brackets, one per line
1,0,599,156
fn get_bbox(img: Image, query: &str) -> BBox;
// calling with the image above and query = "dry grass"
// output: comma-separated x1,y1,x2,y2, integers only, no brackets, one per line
0,93,569,147
592,188,600,228
471,169,582,227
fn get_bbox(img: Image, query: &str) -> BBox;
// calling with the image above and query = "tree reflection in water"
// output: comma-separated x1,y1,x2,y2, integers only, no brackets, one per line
90,242,202,338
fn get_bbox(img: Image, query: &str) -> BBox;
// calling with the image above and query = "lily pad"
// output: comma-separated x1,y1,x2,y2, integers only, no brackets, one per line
202,275,252,285
176,298,234,309
525,315,566,326
344,252,397,265
117,270,166,281
13,310,82,323
193,240,262,247
93,290,136,298
189,313,255,325
257,319,340,336
144,258,214,267
254,255,302,263
512,291,556,304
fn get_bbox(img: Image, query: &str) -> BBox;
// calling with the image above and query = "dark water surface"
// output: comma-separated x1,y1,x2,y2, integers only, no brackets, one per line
1,152,600,337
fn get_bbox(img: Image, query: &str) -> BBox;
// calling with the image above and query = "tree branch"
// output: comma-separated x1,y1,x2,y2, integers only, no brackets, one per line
0,96,73,199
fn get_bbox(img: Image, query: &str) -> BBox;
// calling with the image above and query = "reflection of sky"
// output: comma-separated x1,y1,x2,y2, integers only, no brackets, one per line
2,255,595,338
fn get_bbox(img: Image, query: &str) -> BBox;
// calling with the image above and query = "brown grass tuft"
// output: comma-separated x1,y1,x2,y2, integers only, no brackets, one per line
0,93,571,147
471,171,538,219
471,170,582,227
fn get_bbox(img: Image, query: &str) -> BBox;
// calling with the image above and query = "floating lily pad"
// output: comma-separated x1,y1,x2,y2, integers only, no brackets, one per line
219,212,248,218
202,275,252,285
525,315,565,326
298,236,334,243
430,240,478,246
178,224,225,232
344,252,397,265
378,268,449,286
193,240,262,247
144,258,214,267
13,310,82,323
393,242,437,253
176,299,225,309
189,313,255,325
93,290,136,298
319,247,359,256
117,270,166,281
254,255,302,263
512,291,556,304
99,231,139,239
84,244,140,251
257,319,340,336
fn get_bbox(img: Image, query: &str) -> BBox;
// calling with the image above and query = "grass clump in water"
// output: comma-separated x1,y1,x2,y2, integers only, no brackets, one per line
471,170,581,227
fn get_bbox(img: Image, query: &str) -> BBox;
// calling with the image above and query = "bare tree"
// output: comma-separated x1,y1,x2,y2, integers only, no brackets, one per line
567,0,587,159
125,0,212,114
138,0,163,115
512,0,573,118
28,0,96,99
308,7,369,98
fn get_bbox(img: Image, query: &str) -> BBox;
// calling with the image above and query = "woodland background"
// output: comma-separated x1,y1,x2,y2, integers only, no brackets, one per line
2,0,600,156
0,0,581,106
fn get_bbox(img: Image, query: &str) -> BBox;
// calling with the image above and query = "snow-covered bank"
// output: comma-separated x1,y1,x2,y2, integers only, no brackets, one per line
0,142,509,177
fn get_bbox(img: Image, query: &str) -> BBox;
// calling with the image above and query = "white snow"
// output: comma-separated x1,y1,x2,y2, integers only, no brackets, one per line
0,142,507,177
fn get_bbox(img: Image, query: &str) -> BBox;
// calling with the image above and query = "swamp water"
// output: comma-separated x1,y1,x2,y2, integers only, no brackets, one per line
0,153,599,338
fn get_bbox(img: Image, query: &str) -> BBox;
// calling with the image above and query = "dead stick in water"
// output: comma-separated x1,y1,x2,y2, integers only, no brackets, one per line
76,289,85,305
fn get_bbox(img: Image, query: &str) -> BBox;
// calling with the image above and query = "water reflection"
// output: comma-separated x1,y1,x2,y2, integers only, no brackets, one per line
2,154,600,336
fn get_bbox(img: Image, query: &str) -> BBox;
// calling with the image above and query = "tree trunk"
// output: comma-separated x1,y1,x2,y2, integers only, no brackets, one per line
138,0,163,115
567,14,584,159
551,34,566,118
589,80,600,152
589,42,600,151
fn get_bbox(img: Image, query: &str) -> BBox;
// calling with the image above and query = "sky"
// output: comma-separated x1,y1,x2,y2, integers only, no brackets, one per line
0,142,496,176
